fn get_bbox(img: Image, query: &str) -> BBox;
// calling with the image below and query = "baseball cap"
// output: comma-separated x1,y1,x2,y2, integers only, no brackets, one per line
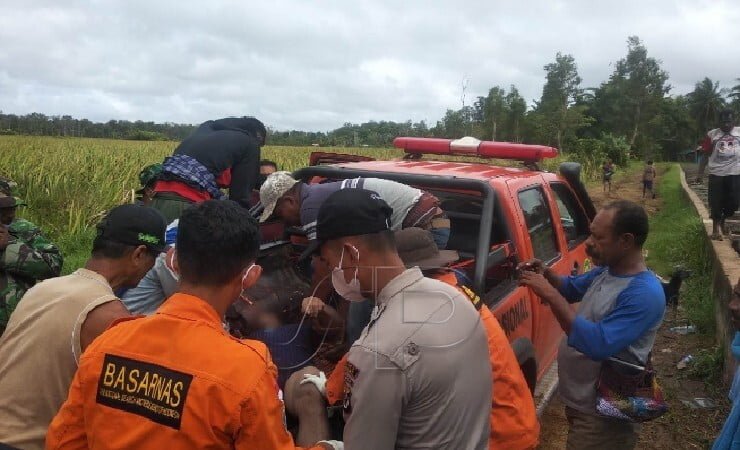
136,163,163,194
395,227,459,269
259,171,298,223
96,204,167,253
301,188,393,259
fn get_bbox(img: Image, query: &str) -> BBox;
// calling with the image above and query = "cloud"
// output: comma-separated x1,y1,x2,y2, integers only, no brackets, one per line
0,0,738,131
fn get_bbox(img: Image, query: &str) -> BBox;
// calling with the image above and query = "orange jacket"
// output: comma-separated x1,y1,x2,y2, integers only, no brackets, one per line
326,273,540,450
47,293,324,450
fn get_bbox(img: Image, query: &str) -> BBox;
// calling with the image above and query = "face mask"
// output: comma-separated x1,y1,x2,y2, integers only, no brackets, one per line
239,264,257,305
332,246,365,302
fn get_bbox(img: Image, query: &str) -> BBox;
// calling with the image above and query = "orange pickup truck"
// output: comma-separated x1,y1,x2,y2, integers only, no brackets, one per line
285,136,598,413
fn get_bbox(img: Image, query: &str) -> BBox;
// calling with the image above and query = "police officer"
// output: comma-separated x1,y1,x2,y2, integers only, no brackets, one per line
306,189,492,450
47,200,339,450
0,181,62,334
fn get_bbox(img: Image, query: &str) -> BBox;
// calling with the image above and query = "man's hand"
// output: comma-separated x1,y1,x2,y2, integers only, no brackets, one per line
520,270,576,334
517,259,545,275
519,271,561,303
300,371,327,397
302,296,325,317
0,226,9,251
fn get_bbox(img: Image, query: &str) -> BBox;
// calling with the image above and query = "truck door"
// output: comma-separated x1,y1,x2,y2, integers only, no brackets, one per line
507,178,571,372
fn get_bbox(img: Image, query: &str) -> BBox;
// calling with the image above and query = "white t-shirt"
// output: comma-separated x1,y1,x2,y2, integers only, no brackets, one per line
704,127,740,176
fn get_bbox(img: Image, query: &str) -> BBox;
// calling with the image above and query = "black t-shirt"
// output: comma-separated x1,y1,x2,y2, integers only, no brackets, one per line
173,118,262,207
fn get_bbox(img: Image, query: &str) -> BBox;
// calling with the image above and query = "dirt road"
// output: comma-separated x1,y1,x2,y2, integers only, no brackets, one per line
537,166,729,449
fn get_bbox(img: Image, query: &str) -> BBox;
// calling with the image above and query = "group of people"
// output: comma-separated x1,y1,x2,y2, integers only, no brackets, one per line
0,113,735,450
601,159,657,200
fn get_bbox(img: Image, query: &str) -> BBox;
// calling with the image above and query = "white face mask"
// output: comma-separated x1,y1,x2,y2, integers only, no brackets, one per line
332,246,365,302
239,264,257,305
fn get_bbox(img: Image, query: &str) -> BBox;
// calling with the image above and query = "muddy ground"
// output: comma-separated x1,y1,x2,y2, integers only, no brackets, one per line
537,166,730,449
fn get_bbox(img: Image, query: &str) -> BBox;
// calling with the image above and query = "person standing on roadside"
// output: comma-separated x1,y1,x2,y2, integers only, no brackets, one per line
152,117,266,222
602,159,615,194
697,109,740,240
712,278,740,449
519,200,665,450
642,160,657,199
0,204,165,450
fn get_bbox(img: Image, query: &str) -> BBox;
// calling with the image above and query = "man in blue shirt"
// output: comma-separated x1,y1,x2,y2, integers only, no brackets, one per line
519,200,665,450
713,278,740,450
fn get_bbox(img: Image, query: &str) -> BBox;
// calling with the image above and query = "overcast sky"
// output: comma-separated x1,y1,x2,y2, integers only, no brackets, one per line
0,0,738,131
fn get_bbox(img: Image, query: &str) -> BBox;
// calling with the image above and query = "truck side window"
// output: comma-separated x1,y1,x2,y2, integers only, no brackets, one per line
550,182,590,248
518,187,559,263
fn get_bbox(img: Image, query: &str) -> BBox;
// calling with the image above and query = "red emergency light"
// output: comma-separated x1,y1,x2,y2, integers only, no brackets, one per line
393,137,558,161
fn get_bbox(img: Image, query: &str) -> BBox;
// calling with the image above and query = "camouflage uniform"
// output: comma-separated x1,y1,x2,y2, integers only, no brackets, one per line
0,219,63,334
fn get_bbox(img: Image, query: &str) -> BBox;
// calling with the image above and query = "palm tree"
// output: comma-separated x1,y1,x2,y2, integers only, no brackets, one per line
730,78,740,114
688,77,726,132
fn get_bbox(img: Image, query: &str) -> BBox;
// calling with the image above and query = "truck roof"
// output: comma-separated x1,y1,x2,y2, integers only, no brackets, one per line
327,159,544,182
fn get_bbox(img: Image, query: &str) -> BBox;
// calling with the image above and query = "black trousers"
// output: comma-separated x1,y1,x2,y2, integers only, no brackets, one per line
708,174,740,221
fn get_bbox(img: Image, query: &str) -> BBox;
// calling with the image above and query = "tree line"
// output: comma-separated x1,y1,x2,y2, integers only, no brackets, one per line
1,36,738,162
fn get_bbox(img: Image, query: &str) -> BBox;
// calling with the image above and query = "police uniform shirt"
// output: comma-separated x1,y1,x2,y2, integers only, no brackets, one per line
342,267,492,450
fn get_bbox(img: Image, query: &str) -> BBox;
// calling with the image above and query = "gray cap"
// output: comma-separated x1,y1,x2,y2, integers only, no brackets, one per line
259,171,298,222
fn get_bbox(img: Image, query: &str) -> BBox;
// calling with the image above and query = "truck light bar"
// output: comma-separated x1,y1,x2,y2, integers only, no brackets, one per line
393,136,558,161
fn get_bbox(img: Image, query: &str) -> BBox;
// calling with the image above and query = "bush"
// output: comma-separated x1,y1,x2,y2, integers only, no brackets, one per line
125,130,169,141
600,133,631,166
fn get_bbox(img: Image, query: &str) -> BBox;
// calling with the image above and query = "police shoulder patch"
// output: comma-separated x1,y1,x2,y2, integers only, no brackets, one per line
342,361,360,415
96,354,193,430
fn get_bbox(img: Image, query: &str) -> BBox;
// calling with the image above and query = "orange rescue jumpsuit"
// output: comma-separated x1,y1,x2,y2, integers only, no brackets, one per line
326,273,540,450
47,293,325,450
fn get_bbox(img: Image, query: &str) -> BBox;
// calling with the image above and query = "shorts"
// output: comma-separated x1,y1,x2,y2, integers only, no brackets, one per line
642,180,653,190
603,174,613,182
708,174,740,221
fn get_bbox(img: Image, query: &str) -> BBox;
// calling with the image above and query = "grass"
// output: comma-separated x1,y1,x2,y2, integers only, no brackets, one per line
644,164,715,335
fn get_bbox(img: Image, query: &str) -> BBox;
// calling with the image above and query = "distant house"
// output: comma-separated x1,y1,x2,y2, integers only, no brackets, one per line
311,143,320,147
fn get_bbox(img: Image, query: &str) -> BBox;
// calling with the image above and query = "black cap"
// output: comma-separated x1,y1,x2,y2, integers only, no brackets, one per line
96,204,167,253
300,188,393,259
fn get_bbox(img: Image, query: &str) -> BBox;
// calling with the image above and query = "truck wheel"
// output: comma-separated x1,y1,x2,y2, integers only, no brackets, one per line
511,338,537,396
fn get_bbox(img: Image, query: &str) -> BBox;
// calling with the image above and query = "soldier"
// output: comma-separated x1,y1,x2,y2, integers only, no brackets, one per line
0,181,62,334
